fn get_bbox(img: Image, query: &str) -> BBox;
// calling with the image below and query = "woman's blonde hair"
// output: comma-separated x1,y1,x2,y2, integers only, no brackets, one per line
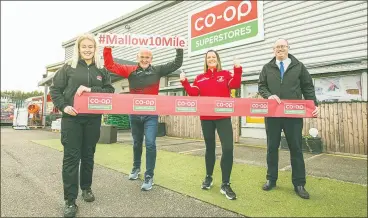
204,50,222,72
68,33,103,69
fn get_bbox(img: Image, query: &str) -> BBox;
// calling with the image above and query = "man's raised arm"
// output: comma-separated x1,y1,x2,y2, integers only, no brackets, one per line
103,47,137,78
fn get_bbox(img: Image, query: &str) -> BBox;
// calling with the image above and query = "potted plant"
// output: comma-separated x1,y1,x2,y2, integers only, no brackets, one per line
280,131,323,154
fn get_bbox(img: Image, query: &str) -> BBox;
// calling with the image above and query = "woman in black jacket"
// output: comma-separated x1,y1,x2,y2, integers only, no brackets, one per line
50,33,114,217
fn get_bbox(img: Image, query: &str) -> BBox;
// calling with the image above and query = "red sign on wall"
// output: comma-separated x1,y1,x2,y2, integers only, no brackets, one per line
188,0,264,56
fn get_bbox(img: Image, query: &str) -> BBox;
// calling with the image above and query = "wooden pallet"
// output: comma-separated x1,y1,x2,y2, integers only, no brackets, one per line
28,126,44,129
52,129,61,133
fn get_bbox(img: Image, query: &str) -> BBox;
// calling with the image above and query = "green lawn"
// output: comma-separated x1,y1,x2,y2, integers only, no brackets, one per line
32,139,367,217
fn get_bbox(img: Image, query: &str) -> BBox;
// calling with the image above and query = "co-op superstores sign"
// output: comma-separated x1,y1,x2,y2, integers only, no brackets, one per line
188,0,264,56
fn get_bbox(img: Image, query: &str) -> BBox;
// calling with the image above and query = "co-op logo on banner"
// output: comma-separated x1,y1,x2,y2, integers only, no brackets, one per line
284,103,306,115
188,0,264,56
250,102,268,114
88,97,112,110
215,100,234,113
133,98,156,111
175,99,197,112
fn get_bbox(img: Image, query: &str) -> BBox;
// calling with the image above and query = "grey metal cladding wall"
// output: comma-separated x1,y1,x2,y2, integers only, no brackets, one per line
228,0,368,78
65,46,74,60
63,1,367,81
177,0,366,80
108,1,209,69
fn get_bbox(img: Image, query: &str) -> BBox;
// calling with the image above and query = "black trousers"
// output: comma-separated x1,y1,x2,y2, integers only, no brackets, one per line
61,116,101,201
265,117,306,187
201,118,233,184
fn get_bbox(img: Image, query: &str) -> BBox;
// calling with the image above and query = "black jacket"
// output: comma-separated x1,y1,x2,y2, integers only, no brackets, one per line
258,54,318,106
50,60,115,117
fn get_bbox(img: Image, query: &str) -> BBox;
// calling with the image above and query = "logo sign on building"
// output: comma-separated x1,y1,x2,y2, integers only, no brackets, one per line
215,100,234,113
88,97,112,110
133,98,156,111
284,103,306,115
175,99,197,112
250,102,268,114
188,0,264,56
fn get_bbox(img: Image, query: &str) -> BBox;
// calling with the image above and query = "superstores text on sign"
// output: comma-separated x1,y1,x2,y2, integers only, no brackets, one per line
188,0,264,56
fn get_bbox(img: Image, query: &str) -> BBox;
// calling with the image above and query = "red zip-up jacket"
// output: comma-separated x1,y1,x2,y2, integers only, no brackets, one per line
181,66,242,120
103,47,183,95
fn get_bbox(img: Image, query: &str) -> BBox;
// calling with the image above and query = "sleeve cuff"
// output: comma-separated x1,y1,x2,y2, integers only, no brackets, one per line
233,66,242,74
180,79,189,86
60,105,67,112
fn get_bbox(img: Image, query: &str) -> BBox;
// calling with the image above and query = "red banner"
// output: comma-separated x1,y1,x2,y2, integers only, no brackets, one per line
73,93,316,118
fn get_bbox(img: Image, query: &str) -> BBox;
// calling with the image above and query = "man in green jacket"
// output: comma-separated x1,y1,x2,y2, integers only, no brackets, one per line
258,38,319,199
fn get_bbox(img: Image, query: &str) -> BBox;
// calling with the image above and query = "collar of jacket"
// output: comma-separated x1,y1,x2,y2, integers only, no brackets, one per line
137,64,152,71
204,68,218,77
269,53,300,68
78,59,95,67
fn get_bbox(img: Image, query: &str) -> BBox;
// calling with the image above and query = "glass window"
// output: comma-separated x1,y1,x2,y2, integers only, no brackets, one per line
242,84,265,126
314,74,362,102
168,90,184,96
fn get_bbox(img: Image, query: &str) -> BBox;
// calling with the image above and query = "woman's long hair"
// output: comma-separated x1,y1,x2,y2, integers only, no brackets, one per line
204,49,222,72
68,33,103,69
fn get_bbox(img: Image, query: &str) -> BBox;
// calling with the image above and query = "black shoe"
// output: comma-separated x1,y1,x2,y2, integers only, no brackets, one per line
64,200,78,217
82,188,95,202
294,186,310,199
220,183,237,200
262,180,276,191
201,175,213,190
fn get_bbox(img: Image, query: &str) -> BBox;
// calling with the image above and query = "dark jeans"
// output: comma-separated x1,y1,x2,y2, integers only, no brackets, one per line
265,117,306,187
201,118,234,184
61,115,101,201
129,115,158,178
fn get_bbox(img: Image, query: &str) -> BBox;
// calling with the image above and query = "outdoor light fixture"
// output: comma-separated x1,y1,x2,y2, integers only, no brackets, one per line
309,128,318,138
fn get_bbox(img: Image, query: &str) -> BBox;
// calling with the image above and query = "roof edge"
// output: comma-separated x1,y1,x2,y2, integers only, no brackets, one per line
62,1,182,48
46,61,65,70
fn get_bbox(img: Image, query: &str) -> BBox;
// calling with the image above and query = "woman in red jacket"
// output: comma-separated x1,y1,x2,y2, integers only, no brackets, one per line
180,50,242,200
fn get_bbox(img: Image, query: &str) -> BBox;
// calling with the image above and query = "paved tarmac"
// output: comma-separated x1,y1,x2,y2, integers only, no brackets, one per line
1,127,366,217
1,127,243,217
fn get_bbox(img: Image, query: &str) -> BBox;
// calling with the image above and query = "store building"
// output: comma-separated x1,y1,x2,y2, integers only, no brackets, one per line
40,1,367,155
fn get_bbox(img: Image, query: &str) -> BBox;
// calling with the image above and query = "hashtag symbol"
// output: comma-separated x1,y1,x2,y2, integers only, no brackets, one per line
99,34,105,44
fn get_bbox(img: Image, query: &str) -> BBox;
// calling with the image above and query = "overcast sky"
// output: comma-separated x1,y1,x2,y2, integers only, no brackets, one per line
1,1,152,92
